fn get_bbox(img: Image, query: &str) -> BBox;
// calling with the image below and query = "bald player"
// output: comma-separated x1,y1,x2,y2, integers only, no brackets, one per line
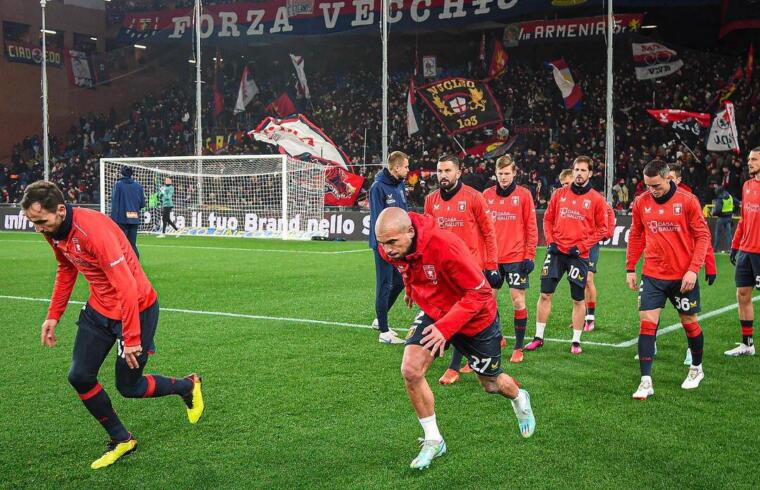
375,207,535,470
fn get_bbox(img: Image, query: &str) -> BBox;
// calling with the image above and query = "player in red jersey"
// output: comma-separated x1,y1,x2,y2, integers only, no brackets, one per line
483,155,538,363
424,154,501,384
375,207,535,470
21,181,204,469
728,147,760,357
626,160,711,399
525,156,608,355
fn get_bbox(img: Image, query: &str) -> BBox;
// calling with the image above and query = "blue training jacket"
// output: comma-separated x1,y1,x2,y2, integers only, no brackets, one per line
111,177,146,225
368,168,407,248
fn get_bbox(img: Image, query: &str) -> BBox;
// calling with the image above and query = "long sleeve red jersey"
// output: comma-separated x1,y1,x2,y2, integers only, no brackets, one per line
732,178,760,254
482,184,538,262
604,202,616,240
45,207,157,347
424,182,498,270
626,183,710,280
543,185,609,258
378,213,497,340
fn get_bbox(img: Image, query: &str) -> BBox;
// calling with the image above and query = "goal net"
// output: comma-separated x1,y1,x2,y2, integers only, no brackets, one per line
100,155,326,240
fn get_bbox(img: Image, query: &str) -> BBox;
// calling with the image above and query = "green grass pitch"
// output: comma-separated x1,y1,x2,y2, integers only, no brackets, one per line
1,232,759,489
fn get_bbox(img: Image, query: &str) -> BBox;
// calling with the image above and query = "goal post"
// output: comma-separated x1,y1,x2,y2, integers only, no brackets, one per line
100,155,326,240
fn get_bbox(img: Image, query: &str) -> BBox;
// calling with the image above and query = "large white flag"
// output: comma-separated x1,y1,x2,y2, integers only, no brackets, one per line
707,102,740,153
234,66,259,114
632,42,684,80
250,114,348,169
289,54,311,99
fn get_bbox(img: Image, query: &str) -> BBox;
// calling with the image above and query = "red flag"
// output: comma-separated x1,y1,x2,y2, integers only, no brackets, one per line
487,40,508,79
266,93,297,118
213,49,224,118
324,167,364,206
747,43,754,84
646,108,711,127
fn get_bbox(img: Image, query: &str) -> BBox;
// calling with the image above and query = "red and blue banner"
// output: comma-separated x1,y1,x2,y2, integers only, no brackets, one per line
118,1,718,44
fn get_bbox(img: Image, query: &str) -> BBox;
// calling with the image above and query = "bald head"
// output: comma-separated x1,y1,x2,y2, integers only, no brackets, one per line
375,208,415,260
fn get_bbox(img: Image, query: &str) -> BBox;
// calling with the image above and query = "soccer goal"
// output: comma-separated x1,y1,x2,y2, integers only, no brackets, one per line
100,155,326,239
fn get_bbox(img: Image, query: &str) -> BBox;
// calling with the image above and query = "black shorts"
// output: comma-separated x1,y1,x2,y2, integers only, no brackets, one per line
588,244,601,273
499,262,529,290
75,300,159,360
405,311,503,377
638,275,701,314
735,251,760,289
540,251,588,301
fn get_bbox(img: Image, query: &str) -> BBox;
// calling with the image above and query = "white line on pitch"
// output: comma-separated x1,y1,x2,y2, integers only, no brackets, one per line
0,238,369,255
0,295,375,329
0,294,620,346
615,295,760,348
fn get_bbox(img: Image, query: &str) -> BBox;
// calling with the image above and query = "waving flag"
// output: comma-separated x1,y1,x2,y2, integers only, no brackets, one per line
487,40,508,79
546,59,582,110
707,102,740,154
250,114,349,169
289,54,311,99
407,78,420,137
647,109,711,151
234,66,259,114
632,42,683,80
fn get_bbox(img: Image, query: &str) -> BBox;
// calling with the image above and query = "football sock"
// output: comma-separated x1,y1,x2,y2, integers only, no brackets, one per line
740,320,754,346
514,309,528,349
140,375,193,398
510,389,527,411
418,414,442,442
572,329,582,344
77,383,130,441
638,321,658,376
683,322,704,366
448,348,465,371
535,322,546,339
586,301,596,320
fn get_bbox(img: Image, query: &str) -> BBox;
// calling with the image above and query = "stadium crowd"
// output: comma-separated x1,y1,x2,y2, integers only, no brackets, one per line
1,39,757,211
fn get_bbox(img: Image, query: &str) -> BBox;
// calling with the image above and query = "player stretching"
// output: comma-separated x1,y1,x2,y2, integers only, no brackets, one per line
728,147,760,357
425,154,501,384
22,181,204,469
483,155,538,363
626,160,711,399
582,201,616,332
525,156,608,354
375,207,535,470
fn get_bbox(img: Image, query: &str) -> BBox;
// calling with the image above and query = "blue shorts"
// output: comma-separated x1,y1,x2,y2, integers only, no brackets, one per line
499,262,530,290
540,251,588,301
735,251,760,289
588,244,601,273
638,275,701,314
405,311,503,377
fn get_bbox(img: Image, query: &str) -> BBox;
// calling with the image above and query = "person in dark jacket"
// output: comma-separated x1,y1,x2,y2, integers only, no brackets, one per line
368,151,409,344
110,166,145,257
712,186,737,252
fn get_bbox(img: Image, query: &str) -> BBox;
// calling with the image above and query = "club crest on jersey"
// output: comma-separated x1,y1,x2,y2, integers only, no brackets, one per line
583,199,591,209
511,196,520,206
72,237,81,253
458,201,467,212
673,203,682,215
423,265,437,283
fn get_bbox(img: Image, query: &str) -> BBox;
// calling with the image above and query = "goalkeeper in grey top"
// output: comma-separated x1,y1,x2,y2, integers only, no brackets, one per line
158,178,179,236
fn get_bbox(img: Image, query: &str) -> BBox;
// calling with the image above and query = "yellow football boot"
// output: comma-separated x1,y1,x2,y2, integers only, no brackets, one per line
183,374,204,424
90,436,137,470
